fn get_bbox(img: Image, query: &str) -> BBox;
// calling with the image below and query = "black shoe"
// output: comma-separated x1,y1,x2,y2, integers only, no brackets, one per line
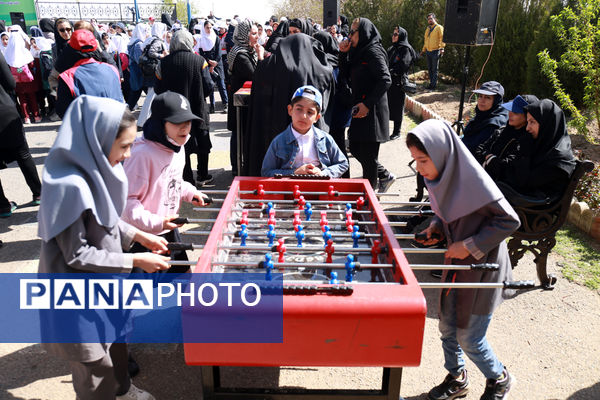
428,370,469,400
390,132,401,141
480,368,514,400
128,354,140,378
0,201,17,218
377,174,396,193
209,104,215,113
431,270,443,279
196,174,214,188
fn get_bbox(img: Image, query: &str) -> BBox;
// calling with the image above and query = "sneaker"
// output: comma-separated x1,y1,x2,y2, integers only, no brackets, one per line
480,368,514,400
428,370,469,400
23,118,31,125
196,174,214,188
222,105,228,114
431,270,443,279
32,196,41,206
377,174,396,193
390,132,401,141
34,116,43,123
116,384,155,400
0,201,17,218
48,112,61,122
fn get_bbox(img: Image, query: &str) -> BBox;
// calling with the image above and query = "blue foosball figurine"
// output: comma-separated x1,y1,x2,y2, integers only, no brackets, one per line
304,203,313,221
266,224,276,246
264,253,274,281
296,225,305,247
352,225,361,248
322,225,332,246
239,224,248,246
329,271,339,284
345,254,356,282
345,203,352,213
266,201,274,215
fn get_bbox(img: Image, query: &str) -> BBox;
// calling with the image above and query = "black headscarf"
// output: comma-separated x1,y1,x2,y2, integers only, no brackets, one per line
0,21,5,34
463,94,507,138
39,18,55,33
143,117,182,152
338,15,349,37
289,18,314,36
349,18,384,63
524,99,576,176
313,30,339,68
394,26,416,60
246,33,335,175
54,42,105,73
53,18,73,59
189,18,199,34
264,19,289,53
161,13,173,29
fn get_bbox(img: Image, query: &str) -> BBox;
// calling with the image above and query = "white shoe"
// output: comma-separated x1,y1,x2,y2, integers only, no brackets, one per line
116,383,156,400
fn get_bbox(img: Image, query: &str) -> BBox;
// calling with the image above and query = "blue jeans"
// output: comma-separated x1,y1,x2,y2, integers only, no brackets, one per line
439,289,504,379
209,74,228,107
426,50,440,88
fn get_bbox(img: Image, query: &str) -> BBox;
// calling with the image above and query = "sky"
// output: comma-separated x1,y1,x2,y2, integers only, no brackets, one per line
191,0,280,24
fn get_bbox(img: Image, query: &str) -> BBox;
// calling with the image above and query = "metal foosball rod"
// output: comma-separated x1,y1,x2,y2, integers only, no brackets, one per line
419,281,535,289
167,260,499,271
181,230,417,241
199,189,367,197
166,242,447,254
190,207,434,217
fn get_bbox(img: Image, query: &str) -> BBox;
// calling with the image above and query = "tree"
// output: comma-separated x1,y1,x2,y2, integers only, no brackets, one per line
272,0,324,24
538,0,600,141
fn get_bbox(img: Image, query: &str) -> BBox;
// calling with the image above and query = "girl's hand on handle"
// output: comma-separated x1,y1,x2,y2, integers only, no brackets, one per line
132,253,170,273
415,224,443,246
162,214,182,231
134,230,169,254
192,191,208,207
445,241,470,260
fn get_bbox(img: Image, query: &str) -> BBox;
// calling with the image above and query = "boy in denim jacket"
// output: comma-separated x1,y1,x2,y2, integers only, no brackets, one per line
261,85,349,177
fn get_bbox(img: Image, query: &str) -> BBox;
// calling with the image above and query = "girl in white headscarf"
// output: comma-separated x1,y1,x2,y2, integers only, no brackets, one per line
4,33,41,123
137,21,168,126
407,119,520,400
0,32,8,55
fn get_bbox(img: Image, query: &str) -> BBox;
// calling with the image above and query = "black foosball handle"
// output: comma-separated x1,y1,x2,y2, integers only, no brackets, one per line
167,242,194,251
471,263,499,271
170,217,189,225
504,280,536,289
273,174,331,180
414,232,442,241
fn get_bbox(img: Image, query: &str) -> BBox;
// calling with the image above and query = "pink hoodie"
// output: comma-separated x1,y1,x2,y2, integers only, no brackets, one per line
122,138,196,234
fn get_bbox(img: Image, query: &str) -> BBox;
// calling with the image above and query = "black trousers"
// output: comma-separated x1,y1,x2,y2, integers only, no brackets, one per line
348,141,390,189
0,126,42,209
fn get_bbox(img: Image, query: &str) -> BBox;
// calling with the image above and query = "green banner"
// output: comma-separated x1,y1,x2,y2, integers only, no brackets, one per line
0,0,37,31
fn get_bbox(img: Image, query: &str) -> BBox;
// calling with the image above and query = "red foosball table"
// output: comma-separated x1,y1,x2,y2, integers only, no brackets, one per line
181,177,427,399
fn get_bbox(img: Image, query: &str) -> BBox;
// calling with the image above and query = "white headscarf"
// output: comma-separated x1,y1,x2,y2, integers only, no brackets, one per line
129,23,150,44
199,22,216,52
38,96,128,241
0,32,9,55
192,33,202,54
4,33,33,68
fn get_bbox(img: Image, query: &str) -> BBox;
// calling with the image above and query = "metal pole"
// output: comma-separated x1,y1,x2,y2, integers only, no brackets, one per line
454,46,471,135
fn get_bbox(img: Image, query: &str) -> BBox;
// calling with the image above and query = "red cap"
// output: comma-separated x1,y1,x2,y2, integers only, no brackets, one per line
68,29,97,52
149,16,155,21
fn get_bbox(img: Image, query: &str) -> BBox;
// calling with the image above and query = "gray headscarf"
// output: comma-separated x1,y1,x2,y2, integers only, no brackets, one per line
169,29,194,52
227,19,256,73
38,96,128,241
409,119,503,223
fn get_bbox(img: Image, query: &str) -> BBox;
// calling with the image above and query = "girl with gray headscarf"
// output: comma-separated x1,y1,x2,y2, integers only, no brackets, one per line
38,95,169,400
407,119,519,400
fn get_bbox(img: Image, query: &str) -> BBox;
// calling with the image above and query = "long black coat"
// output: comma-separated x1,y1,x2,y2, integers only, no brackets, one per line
340,19,391,143
198,34,225,82
0,52,25,150
386,41,414,121
156,50,213,149
246,33,335,176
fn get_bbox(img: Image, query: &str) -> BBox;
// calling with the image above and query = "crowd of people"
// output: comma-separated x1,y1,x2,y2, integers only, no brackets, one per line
0,10,580,400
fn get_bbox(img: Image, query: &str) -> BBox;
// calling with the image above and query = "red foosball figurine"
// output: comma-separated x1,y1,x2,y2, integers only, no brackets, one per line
293,210,302,232
267,209,277,226
371,239,381,264
325,239,335,263
320,211,328,231
277,238,286,263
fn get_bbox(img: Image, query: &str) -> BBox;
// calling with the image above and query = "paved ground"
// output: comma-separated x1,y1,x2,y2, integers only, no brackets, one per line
0,97,599,400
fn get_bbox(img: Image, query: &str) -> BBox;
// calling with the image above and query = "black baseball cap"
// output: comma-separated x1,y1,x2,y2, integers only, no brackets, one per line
473,81,504,97
151,91,202,123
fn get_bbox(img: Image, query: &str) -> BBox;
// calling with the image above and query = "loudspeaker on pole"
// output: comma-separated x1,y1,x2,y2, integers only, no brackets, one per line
323,0,339,28
443,0,501,45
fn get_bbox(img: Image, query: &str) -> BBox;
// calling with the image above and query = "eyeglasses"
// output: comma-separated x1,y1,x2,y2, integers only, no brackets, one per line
392,33,399,37
59,27,72,33
349,29,357,36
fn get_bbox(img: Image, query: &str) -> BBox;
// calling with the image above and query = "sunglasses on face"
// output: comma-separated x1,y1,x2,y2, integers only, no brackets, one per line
59,27,72,33
349,29,358,36
392,33,399,36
